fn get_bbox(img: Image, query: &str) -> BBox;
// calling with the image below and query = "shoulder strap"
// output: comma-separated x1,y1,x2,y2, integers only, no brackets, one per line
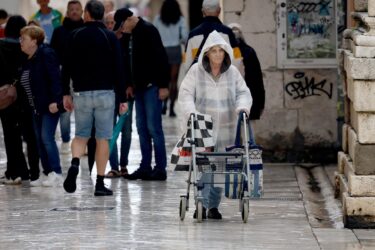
189,34,208,69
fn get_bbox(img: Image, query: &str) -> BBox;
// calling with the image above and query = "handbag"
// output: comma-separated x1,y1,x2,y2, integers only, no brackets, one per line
225,113,263,198
0,82,17,110
171,113,214,171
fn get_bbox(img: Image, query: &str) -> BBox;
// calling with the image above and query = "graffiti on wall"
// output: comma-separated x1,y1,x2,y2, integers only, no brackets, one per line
285,72,333,99
287,0,336,59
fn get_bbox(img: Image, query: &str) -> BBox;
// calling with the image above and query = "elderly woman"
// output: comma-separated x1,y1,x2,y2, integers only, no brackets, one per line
178,30,252,219
19,25,63,187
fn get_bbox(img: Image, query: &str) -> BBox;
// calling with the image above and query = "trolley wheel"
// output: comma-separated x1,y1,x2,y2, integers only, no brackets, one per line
242,199,249,223
179,196,187,221
196,201,203,223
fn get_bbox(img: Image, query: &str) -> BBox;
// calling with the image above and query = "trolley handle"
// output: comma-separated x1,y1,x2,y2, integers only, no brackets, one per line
235,110,256,146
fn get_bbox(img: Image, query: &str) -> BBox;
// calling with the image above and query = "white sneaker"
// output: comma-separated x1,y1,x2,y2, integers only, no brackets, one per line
60,142,71,154
30,175,47,187
3,177,22,185
42,172,63,187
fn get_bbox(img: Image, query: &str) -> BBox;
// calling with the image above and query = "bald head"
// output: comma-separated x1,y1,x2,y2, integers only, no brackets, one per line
202,0,221,16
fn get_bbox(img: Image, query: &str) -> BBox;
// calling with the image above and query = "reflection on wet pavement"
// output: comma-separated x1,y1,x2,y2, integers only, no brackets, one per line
0,112,372,249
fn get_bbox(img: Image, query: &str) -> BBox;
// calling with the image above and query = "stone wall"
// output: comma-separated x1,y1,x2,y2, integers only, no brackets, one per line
336,0,375,228
223,0,339,162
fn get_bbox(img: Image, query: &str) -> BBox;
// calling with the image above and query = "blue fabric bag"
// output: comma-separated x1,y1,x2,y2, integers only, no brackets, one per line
225,114,263,199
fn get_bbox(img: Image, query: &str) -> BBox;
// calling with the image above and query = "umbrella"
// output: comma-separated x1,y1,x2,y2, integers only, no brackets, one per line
109,101,133,154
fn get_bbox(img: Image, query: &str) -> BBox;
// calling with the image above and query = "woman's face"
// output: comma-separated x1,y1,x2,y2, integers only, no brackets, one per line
20,34,37,56
207,45,225,66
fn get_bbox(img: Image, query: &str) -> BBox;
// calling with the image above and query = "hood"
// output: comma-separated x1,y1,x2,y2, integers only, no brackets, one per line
198,30,233,73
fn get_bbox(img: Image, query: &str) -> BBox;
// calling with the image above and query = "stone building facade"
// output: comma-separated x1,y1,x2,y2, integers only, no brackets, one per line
336,0,375,228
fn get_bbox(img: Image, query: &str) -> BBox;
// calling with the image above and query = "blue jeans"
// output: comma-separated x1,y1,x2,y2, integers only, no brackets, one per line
59,111,71,143
32,112,61,175
200,173,223,209
109,100,133,170
135,86,166,170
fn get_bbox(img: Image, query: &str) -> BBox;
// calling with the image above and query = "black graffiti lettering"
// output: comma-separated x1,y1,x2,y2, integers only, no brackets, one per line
285,72,333,99
288,0,332,14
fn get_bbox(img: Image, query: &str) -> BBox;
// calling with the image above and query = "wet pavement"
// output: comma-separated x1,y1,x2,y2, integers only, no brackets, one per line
0,111,375,249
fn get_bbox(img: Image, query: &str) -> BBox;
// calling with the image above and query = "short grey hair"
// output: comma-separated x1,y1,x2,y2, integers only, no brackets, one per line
202,0,220,13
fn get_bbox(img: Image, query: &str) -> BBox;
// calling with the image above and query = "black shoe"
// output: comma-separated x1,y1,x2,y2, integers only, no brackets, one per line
63,165,79,193
124,167,151,180
207,208,222,219
193,207,207,219
149,168,167,181
94,184,113,196
169,110,176,117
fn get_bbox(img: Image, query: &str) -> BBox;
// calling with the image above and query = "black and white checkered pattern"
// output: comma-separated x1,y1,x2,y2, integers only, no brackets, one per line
171,114,214,170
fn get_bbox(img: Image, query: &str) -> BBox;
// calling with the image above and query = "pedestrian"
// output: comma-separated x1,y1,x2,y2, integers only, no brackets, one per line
228,23,265,120
178,30,252,219
19,25,64,187
104,11,116,31
50,0,84,154
62,0,127,196
180,0,242,81
113,7,169,181
0,15,32,184
0,9,8,38
30,0,63,44
102,0,115,15
153,0,187,117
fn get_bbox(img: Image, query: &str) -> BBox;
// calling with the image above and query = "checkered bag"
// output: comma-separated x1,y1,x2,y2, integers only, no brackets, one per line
171,113,214,171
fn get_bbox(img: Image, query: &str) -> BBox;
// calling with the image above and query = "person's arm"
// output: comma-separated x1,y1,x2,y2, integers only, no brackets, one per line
244,46,265,119
61,33,73,111
178,65,198,118
149,25,170,100
43,48,62,105
234,67,252,116
112,34,127,104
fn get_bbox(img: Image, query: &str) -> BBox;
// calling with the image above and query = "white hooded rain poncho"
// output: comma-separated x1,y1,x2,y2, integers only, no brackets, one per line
178,30,252,151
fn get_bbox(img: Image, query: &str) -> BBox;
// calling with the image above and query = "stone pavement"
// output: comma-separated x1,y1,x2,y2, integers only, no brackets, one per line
0,114,375,249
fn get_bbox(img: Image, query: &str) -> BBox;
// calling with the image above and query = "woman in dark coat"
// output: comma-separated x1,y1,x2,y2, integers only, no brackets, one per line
19,25,63,187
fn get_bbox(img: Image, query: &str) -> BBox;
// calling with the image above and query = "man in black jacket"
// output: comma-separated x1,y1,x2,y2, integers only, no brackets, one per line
50,0,84,154
228,23,265,120
114,8,170,181
62,0,127,196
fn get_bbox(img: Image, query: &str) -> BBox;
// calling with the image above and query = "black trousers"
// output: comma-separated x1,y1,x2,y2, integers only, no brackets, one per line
0,103,30,180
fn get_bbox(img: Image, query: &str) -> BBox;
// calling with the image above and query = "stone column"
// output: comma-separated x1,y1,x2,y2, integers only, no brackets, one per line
336,0,375,228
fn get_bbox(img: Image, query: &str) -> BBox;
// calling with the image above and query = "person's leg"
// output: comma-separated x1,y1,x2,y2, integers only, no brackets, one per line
143,86,167,179
21,110,40,181
32,114,52,176
87,125,96,174
59,111,71,143
108,105,120,176
96,138,109,176
207,186,223,219
169,64,179,117
40,113,63,187
0,105,29,181
40,113,61,174
93,90,115,195
125,92,152,180
119,100,133,173
64,92,93,193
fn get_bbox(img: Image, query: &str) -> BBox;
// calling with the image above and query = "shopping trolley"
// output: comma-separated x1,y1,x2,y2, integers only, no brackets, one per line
179,111,251,223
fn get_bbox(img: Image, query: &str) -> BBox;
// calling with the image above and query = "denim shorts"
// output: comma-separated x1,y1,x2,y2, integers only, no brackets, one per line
73,90,115,139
